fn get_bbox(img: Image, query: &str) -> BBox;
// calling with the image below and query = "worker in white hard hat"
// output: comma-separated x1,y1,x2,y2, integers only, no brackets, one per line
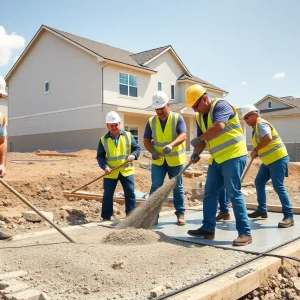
242,104,294,228
185,84,252,246
0,77,12,241
96,111,141,221
143,91,187,226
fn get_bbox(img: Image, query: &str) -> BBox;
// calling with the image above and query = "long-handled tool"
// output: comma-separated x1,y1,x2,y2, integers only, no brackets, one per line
0,178,75,243
70,160,129,193
241,156,255,183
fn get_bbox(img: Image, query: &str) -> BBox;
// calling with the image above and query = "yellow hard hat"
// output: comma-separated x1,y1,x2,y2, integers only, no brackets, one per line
185,84,207,108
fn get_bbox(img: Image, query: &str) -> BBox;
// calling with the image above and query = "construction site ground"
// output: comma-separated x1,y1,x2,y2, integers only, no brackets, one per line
1,150,300,300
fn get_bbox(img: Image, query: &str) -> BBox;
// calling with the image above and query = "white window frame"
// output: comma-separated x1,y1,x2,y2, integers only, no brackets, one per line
124,125,139,143
158,81,162,91
267,101,272,109
44,80,50,95
119,73,138,98
170,84,175,100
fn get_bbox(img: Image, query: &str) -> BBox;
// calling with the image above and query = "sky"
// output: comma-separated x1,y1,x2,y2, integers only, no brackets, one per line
1,0,300,107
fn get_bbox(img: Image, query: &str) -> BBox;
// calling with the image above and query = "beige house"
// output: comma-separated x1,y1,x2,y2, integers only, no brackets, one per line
5,25,227,152
245,94,300,161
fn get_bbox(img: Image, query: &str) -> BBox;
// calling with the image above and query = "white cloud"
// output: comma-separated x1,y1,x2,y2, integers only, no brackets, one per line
241,81,247,85
0,26,25,66
13,55,20,62
273,72,286,79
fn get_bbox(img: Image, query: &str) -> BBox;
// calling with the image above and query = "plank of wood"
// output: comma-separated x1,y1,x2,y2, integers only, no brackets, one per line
63,190,174,207
246,203,300,214
167,239,300,300
35,152,77,157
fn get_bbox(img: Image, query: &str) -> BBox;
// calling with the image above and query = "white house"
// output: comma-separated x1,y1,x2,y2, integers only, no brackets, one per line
5,25,227,152
245,94,300,161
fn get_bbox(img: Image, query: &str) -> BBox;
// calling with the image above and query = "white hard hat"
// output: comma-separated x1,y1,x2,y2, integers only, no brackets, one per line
106,111,121,124
151,91,169,109
241,104,260,118
0,77,8,97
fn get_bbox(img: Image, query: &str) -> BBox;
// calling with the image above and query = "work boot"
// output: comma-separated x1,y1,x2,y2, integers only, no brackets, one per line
216,212,231,221
232,235,252,246
278,218,294,228
187,227,215,240
0,232,12,241
247,211,268,219
177,214,186,226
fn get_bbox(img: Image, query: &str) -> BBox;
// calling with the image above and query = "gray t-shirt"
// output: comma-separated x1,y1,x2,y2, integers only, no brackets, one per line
257,123,271,138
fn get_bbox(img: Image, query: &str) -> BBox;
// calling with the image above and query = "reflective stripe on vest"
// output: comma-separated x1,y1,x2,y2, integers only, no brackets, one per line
100,131,134,179
149,112,186,167
252,118,288,165
197,98,247,164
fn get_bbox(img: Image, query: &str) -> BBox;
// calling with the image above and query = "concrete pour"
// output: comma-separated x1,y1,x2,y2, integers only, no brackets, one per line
0,218,254,300
155,209,300,252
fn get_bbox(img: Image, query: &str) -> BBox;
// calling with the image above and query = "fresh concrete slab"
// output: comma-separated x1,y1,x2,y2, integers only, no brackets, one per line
154,209,300,252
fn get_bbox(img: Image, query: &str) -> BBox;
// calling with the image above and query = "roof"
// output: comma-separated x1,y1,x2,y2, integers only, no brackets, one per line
260,107,300,117
255,94,297,108
5,25,226,94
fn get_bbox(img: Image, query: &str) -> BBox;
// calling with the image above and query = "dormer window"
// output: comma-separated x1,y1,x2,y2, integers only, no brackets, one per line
267,101,272,109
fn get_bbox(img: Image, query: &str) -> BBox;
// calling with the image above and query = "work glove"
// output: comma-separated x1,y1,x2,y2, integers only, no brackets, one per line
190,152,200,164
127,154,135,162
104,166,112,174
0,165,6,177
163,144,173,154
151,150,160,160
190,137,202,147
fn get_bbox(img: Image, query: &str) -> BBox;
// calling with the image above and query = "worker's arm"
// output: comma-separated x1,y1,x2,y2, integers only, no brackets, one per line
251,123,272,158
129,134,141,160
143,138,155,154
0,136,7,177
199,122,225,141
96,138,109,171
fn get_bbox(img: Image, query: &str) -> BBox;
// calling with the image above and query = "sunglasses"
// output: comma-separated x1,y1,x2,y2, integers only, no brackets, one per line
192,95,204,111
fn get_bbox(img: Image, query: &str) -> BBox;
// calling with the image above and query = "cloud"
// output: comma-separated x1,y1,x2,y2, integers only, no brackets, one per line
273,72,286,79
241,81,247,85
0,26,25,66
13,55,20,62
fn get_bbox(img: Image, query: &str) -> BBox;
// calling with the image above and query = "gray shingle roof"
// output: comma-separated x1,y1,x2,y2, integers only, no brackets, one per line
260,107,300,117
130,46,170,65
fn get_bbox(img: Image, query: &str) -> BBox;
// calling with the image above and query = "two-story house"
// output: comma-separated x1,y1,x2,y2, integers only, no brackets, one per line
244,94,300,161
5,25,227,152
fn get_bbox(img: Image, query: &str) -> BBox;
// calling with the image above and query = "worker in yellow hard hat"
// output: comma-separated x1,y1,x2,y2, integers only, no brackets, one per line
186,84,251,246
241,104,294,228
0,77,12,241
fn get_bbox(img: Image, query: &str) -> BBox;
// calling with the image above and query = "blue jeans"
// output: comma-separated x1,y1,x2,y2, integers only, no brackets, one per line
150,161,185,216
202,155,251,236
218,186,229,213
255,156,293,219
102,173,136,220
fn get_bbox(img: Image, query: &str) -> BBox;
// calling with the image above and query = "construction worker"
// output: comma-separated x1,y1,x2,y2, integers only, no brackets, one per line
96,111,141,221
241,105,294,228
143,91,187,225
0,77,12,241
216,187,231,221
186,84,252,246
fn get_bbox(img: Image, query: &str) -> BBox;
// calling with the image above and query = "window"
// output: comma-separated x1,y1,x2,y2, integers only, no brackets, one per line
171,85,175,100
158,82,162,91
119,73,137,97
125,125,138,143
267,101,272,109
45,80,50,94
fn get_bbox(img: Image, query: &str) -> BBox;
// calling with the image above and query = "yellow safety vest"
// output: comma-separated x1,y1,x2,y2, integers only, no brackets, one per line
252,118,287,165
149,112,186,167
100,131,134,179
196,98,247,164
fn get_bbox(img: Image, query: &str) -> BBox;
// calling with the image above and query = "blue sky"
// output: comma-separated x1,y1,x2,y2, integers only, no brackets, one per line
1,0,300,107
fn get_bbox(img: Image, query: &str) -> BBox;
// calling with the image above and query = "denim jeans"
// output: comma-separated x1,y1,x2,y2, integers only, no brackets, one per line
150,160,185,216
255,156,293,219
102,173,136,220
218,186,229,213
202,155,251,236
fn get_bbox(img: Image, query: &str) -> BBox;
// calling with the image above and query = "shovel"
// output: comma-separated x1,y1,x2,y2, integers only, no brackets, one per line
241,156,255,183
70,160,129,193
0,178,75,243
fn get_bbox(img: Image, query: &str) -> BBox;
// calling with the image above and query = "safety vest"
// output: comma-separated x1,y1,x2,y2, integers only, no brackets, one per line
149,112,186,167
252,118,287,165
196,98,247,164
100,131,134,179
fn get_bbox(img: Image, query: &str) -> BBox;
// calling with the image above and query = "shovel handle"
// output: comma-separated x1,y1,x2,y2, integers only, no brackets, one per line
241,156,255,183
70,160,130,193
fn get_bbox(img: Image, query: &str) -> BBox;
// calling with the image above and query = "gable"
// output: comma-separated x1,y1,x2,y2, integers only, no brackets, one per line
256,95,295,111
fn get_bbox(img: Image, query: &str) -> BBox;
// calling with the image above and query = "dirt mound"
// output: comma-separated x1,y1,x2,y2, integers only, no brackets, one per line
102,228,160,245
73,149,97,159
